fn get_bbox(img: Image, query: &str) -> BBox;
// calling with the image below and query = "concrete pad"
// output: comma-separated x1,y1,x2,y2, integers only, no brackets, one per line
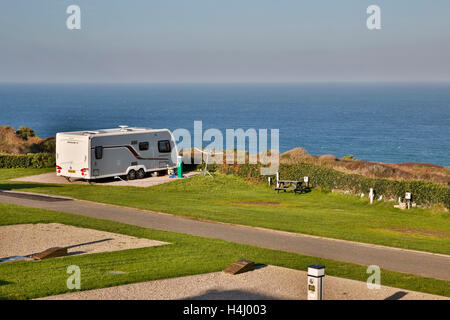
39,265,448,300
0,223,169,261
11,171,201,187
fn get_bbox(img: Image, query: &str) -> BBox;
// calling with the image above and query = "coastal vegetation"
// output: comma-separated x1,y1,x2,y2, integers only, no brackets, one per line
0,202,449,299
0,126,55,154
280,147,449,185
0,126,55,168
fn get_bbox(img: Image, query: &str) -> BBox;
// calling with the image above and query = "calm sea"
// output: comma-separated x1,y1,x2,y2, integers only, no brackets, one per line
0,83,449,166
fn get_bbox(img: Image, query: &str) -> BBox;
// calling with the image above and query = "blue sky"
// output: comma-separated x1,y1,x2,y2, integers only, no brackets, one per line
1,0,449,83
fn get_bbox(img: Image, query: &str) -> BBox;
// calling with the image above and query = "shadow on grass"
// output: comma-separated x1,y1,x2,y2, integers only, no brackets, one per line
0,280,13,286
0,183,61,191
0,189,70,202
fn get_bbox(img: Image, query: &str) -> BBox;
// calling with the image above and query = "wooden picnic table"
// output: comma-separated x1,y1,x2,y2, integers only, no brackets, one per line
275,180,305,194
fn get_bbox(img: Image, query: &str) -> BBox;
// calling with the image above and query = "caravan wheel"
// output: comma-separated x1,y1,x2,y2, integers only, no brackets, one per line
137,169,145,179
127,169,136,180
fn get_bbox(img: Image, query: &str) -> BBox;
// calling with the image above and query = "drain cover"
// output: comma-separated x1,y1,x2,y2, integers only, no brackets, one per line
107,270,127,274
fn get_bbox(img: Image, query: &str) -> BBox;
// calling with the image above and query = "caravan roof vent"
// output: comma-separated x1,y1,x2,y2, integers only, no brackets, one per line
119,125,129,132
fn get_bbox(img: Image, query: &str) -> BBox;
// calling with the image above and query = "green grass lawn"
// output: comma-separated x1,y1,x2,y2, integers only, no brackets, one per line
1,168,449,255
0,202,449,299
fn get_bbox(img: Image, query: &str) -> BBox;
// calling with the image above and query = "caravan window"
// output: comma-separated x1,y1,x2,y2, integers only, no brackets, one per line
158,140,171,153
139,142,149,151
95,146,103,159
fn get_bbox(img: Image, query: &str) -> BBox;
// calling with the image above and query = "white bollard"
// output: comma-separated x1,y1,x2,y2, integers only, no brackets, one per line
369,188,374,204
276,171,280,188
307,265,325,300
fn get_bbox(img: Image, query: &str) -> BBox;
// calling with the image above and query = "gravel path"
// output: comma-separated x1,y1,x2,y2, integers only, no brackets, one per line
39,265,448,300
0,223,169,259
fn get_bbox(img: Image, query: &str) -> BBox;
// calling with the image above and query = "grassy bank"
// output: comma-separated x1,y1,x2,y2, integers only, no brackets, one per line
0,168,449,255
0,202,449,299
219,162,450,208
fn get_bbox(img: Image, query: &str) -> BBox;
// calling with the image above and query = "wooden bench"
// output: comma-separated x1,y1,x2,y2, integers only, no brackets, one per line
275,186,289,193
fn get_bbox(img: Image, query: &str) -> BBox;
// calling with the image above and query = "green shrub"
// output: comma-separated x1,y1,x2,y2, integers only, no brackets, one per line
39,138,56,153
220,163,450,208
0,153,55,169
342,154,355,160
15,126,36,140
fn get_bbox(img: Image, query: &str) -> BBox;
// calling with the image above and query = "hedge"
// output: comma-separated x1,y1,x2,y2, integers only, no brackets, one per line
220,163,450,209
0,153,56,169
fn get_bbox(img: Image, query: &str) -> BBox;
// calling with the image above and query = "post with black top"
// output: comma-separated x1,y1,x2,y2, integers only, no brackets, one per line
307,264,325,300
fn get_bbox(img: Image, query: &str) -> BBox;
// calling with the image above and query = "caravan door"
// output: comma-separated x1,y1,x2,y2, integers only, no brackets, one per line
155,132,176,169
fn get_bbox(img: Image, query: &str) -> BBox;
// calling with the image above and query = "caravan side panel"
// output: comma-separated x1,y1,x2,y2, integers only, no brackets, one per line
89,130,177,179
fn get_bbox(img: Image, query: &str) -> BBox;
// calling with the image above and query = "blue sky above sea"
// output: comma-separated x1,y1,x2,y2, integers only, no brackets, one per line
0,0,449,83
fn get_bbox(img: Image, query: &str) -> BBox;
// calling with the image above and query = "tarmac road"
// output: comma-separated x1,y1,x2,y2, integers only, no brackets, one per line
1,190,449,281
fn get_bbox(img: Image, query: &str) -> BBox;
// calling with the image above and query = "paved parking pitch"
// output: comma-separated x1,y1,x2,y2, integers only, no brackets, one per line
12,171,201,187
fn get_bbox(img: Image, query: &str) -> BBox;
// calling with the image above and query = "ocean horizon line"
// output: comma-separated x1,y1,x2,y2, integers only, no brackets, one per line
1,81,450,86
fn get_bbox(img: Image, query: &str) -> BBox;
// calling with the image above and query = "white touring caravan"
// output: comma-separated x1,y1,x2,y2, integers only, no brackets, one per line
56,126,178,181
